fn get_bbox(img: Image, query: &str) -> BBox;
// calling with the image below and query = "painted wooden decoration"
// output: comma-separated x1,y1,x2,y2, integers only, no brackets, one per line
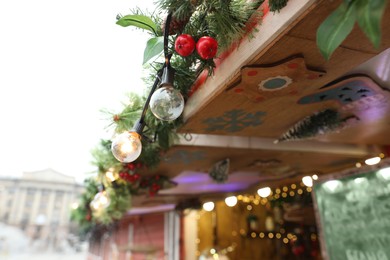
275,109,359,143
209,158,230,183
298,76,389,111
202,109,266,132
163,150,206,164
228,56,325,103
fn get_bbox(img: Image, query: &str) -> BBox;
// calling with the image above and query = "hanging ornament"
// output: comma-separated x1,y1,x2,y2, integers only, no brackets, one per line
196,36,218,60
209,158,230,183
175,34,196,57
149,86,185,121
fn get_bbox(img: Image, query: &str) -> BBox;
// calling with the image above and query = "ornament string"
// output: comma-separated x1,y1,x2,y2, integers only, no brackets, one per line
132,12,173,137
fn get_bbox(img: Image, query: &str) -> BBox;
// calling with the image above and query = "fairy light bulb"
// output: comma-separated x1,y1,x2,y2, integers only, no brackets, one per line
365,156,381,165
105,168,116,182
149,86,184,121
203,201,215,212
225,196,237,207
257,187,271,198
90,191,110,211
111,131,142,163
302,176,313,187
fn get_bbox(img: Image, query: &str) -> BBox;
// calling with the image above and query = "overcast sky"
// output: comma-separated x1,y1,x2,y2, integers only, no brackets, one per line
0,0,155,182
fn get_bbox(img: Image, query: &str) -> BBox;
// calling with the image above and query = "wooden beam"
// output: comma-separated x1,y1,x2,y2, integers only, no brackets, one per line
175,134,375,156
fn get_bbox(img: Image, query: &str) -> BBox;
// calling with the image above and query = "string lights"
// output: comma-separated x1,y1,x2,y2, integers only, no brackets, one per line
111,12,184,163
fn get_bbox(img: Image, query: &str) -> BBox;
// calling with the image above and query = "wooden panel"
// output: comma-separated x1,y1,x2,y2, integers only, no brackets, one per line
140,145,368,181
180,42,375,137
181,0,390,146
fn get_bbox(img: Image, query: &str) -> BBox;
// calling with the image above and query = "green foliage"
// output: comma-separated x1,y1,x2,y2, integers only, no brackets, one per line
356,0,387,48
316,2,357,60
269,0,289,12
91,140,121,174
92,184,132,225
102,93,144,134
116,14,158,35
70,178,99,234
116,10,164,64
177,0,264,53
157,0,197,21
144,36,164,64
316,0,387,60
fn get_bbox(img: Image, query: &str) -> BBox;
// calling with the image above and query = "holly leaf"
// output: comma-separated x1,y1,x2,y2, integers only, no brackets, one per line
116,14,157,35
143,36,164,64
316,2,357,60
356,0,387,48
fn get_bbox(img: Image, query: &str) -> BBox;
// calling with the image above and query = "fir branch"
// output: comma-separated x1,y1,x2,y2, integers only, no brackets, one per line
91,140,122,174
157,0,198,21
269,0,289,13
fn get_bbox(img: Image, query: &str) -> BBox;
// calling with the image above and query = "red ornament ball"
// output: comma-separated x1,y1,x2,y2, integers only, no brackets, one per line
174,34,196,57
196,36,218,60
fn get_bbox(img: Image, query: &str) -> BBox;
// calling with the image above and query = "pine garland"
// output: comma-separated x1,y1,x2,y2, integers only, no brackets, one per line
269,0,289,13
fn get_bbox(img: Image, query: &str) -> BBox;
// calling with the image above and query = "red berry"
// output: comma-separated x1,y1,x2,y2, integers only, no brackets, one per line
175,34,196,57
196,36,218,60
127,163,135,170
136,162,143,169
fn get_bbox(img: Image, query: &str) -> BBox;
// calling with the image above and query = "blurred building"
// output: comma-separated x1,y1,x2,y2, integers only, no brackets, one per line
0,169,84,248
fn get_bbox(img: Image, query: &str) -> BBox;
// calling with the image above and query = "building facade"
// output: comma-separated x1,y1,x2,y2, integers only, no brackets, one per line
0,169,84,248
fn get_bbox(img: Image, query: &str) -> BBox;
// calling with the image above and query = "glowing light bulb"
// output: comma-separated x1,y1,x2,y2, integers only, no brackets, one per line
203,201,215,211
105,169,116,182
149,86,184,121
302,176,313,187
111,131,142,163
71,202,79,210
365,156,381,165
225,196,237,207
257,187,271,198
90,191,110,211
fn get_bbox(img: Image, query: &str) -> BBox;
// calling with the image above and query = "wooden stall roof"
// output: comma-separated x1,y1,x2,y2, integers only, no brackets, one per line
131,0,390,208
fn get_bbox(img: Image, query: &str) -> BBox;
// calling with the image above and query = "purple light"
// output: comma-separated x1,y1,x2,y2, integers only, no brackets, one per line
173,172,210,184
160,171,262,195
